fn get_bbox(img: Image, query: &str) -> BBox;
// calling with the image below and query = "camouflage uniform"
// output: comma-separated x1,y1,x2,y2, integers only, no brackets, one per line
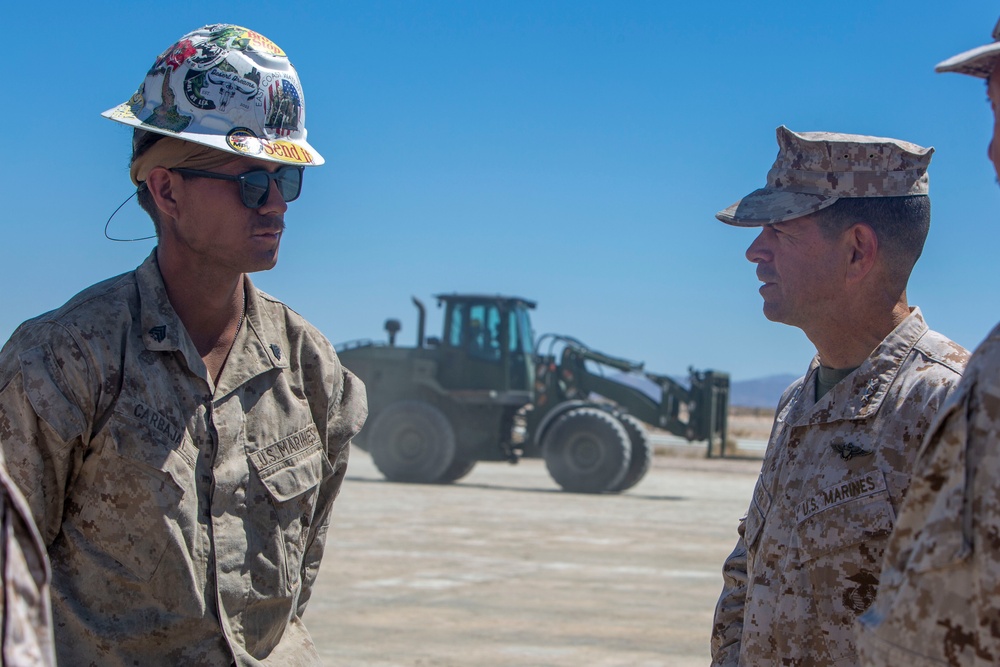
711,309,968,666
0,452,55,666
0,251,367,666
856,324,1000,665
855,18,1000,667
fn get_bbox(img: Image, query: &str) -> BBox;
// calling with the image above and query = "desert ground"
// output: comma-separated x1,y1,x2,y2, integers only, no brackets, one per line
307,410,770,666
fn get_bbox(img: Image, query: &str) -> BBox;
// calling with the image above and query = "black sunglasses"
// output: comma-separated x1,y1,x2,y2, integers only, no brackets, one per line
171,165,304,209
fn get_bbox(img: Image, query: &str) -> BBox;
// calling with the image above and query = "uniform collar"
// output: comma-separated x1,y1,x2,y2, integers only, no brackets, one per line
779,307,929,427
136,250,289,395
137,250,187,353
214,278,290,397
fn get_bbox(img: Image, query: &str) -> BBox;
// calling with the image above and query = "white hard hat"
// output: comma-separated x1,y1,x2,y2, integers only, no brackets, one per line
103,24,324,166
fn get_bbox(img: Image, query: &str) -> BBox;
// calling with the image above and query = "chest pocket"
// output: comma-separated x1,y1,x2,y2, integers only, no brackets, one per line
247,423,332,591
796,491,895,563
72,412,188,582
795,477,897,649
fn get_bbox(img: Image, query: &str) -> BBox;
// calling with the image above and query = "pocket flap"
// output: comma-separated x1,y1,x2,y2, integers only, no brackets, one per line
249,424,329,502
797,486,895,563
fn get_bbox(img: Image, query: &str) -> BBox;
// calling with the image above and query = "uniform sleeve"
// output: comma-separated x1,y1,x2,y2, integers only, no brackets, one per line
857,352,992,665
0,333,93,546
296,365,367,617
0,462,56,667
711,392,791,667
711,518,748,667
967,370,1000,661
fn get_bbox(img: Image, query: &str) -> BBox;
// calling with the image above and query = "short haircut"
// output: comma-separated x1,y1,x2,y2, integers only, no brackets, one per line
813,195,931,293
131,129,165,237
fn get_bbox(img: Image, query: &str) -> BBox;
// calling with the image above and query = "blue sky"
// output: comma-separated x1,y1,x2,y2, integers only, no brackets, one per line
3,2,998,381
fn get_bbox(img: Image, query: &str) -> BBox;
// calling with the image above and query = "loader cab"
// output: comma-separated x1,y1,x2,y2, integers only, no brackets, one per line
435,294,537,393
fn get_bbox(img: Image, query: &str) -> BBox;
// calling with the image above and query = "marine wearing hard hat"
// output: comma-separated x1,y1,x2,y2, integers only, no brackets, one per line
0,24,366,665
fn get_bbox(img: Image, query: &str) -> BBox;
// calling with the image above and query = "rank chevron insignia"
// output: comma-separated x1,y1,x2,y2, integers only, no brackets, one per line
148,325,167,342
831,442,873,460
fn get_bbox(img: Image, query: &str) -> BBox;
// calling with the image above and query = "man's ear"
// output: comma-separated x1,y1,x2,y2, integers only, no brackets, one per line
145,167,182,220
845,222,879,284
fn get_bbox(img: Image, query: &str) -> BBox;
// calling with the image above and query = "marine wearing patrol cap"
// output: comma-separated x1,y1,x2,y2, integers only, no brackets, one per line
716,126,933,226
710,122,968,667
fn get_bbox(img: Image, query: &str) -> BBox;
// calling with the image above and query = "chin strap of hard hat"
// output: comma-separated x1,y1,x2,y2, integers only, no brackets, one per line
104,187,155,242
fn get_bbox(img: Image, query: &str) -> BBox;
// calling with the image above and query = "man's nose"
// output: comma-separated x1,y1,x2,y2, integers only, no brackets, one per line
745,229,771,264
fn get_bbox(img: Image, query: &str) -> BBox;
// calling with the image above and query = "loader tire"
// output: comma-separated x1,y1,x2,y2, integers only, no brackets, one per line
437,457,477,483
542,407,630,493
608,414,653,493
369,401,458,484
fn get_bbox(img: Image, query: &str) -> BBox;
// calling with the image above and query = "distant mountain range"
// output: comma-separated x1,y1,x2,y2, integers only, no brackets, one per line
729,374,799,409
609,372,799,410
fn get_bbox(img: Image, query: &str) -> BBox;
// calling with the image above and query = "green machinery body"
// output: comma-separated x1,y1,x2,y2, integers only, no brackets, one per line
337,294,730,493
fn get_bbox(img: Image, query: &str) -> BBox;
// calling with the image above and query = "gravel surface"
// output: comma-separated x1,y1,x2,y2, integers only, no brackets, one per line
307,447,760,666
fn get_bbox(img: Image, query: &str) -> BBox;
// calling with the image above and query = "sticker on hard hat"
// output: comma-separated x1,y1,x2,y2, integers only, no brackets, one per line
109,102,137,121
243,30,285,57
127,89,145,117
206,25,286,58
184,65,260,112
156,39,198,72
106,90,146,121
227,128,264,155
226,128,314,164
261,77,302,137
261,139,315,164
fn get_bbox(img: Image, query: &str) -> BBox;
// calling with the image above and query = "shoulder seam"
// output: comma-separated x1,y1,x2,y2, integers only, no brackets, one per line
912,336,968,376
31,272,137,327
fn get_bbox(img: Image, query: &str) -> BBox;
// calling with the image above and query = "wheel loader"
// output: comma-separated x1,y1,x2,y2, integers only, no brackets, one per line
336,294,729,493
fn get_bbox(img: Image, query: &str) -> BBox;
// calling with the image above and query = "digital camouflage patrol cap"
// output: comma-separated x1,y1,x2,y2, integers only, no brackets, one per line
103,24,323,166
936,16,1000,78
716,126,933,227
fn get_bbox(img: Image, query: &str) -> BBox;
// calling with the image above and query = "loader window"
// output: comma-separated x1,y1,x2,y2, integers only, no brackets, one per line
508,314,520,353
446,302,502,362
514,308,534,354
469,304,502,361
447,303,466,347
